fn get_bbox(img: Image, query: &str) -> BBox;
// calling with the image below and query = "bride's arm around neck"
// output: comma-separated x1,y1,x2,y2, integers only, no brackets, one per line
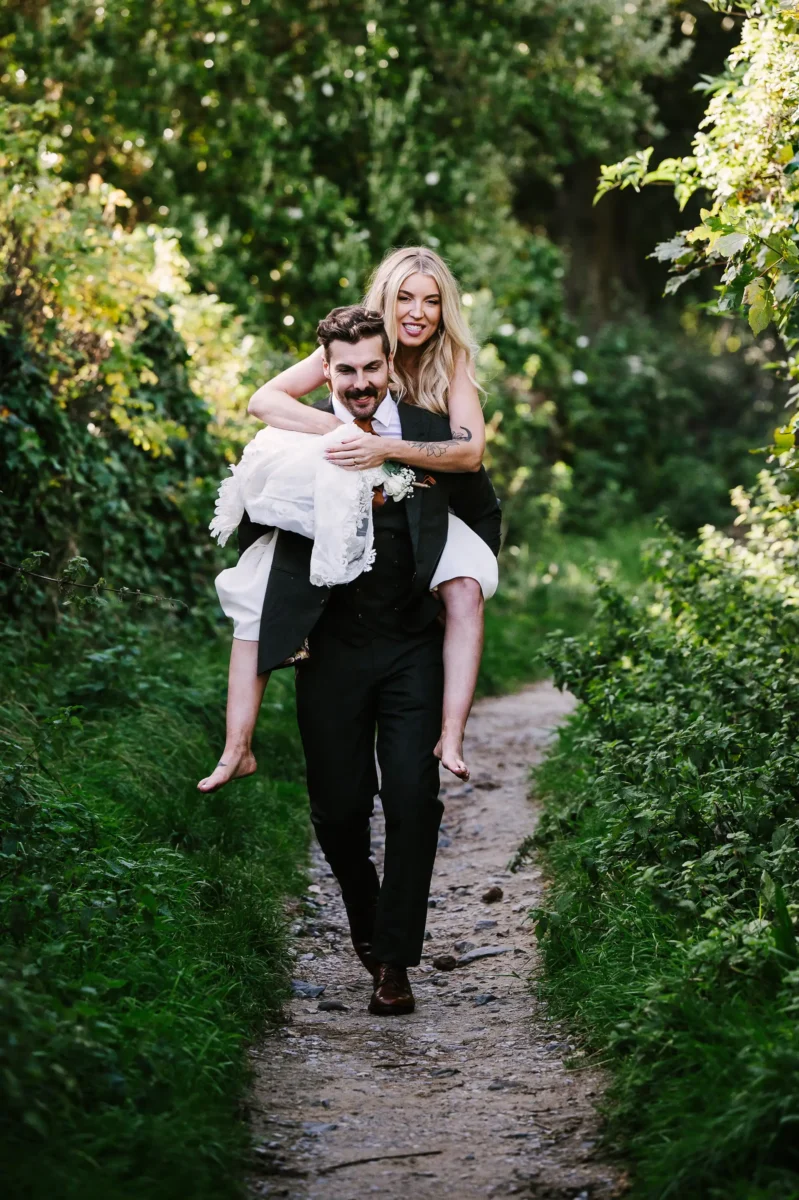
377,350,485,474
441,349,486,471
247,346,341,433
247,346,486,473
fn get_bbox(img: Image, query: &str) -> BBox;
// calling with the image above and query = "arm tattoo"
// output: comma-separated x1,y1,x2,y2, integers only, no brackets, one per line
405,426,474,457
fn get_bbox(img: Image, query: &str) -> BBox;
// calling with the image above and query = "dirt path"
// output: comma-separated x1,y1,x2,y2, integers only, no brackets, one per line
246,683,622,1199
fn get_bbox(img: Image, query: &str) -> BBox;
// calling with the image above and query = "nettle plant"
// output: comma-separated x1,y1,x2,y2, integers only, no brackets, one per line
596,0,799,473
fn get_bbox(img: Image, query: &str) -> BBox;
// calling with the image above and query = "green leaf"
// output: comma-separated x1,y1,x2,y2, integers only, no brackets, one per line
715,232,748,256
664,270,701,296
743,277,772,334
651,236,689,263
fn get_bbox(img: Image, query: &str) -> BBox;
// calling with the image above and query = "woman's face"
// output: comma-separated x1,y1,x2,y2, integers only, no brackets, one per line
394,272,441,349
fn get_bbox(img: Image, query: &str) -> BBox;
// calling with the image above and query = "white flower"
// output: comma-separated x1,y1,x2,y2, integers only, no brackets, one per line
381,464,416,501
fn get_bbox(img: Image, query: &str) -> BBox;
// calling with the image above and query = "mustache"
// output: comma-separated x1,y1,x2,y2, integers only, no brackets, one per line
343,385,378,401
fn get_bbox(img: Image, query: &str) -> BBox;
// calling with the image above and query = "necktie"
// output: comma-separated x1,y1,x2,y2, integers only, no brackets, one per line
354,416,386,508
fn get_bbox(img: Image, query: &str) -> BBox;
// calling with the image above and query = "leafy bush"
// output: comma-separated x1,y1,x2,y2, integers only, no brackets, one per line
479,522,654,696
553,313,779,533
598,0,799,466
0,101,270,621
0,614,308,1200
531,474,799,1197
0,0,690,340
480,287,777,545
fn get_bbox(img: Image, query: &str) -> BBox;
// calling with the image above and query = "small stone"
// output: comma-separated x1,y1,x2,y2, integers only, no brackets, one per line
302,1121,338,1135
432,953,458,972
437,835,452,848
431,974,449,987
474,919,497,931
291,980,326,999
454,940,475,954
473,993,497,1006
318,999,349,1012
430,1067,459,1078
481,885,504,903
456,945,511,966
424,930,433,941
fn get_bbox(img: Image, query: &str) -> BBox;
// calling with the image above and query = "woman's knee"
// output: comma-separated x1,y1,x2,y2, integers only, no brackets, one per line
439,575,484,618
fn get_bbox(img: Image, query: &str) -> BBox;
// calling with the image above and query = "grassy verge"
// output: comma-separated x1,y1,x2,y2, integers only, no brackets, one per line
479,522,653,695
1,613,308,1200
527,530,799,1199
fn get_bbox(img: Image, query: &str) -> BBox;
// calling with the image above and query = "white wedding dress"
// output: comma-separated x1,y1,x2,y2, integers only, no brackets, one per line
210,424,498,641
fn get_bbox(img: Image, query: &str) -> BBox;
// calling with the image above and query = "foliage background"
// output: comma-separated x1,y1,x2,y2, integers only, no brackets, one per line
2,1,797,1196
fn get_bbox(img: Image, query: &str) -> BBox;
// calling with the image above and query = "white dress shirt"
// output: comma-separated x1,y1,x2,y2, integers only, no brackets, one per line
331,390,402,438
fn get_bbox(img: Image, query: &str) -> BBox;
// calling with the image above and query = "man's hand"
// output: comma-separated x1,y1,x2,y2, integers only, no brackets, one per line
324,430,389,471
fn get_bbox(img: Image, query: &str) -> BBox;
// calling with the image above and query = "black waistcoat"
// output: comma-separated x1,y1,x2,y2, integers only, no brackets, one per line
319,497,416,645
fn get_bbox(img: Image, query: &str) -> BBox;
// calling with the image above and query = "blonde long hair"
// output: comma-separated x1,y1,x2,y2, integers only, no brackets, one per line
363,246,478,416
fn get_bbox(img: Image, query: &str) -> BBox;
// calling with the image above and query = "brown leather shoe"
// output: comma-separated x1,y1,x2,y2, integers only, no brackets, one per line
344,896,378,978
368,964,415,1015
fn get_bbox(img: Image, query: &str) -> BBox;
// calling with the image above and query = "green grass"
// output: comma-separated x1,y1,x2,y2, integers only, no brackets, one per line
528,530,799,1199
479,522,653,695
534,737,799,1199
0,521,653,1196
1,613,309,1200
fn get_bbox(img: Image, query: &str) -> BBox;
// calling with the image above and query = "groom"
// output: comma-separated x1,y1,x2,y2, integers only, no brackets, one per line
239,305,501,1015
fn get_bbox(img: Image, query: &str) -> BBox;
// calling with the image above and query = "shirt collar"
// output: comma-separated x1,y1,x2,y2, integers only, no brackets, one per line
331,391,397,427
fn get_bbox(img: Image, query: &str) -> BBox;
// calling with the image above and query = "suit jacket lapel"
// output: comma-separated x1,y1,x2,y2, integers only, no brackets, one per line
398,402,428,559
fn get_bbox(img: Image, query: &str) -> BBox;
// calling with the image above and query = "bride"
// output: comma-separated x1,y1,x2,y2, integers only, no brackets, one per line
198,247,497,791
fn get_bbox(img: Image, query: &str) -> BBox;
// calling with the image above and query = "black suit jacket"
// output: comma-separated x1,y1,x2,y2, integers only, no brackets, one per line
238,398,502,674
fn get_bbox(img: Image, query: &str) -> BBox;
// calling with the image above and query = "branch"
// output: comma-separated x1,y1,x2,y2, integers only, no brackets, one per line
0,561,188,609
317,1150,442,1176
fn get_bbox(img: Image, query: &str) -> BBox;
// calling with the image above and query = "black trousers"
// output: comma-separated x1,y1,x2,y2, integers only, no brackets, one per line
294,624,444,967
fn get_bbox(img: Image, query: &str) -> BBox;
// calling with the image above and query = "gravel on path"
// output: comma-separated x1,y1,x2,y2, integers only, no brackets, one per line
246,682,624,1199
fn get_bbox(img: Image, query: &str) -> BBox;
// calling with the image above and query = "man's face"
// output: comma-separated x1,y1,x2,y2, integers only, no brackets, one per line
322,335,391,421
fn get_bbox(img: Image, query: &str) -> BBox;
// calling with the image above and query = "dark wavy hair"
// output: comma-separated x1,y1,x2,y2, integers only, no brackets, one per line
316,305,390,360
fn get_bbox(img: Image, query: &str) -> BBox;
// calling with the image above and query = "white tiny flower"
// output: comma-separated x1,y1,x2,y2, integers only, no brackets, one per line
572,369,588,385
425,171,440,186
321,82,334,97
382,472,407,498
576,334,590,348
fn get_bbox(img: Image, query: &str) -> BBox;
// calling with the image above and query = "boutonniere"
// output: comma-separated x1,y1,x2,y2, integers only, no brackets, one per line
380,461,417,502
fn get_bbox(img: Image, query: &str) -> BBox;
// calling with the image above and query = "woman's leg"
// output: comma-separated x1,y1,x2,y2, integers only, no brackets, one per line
434,577,484,780
197,638,270,792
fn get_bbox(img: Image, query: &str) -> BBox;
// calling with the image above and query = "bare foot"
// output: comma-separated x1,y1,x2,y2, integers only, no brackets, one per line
197,747,257,793
434,730,470,780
